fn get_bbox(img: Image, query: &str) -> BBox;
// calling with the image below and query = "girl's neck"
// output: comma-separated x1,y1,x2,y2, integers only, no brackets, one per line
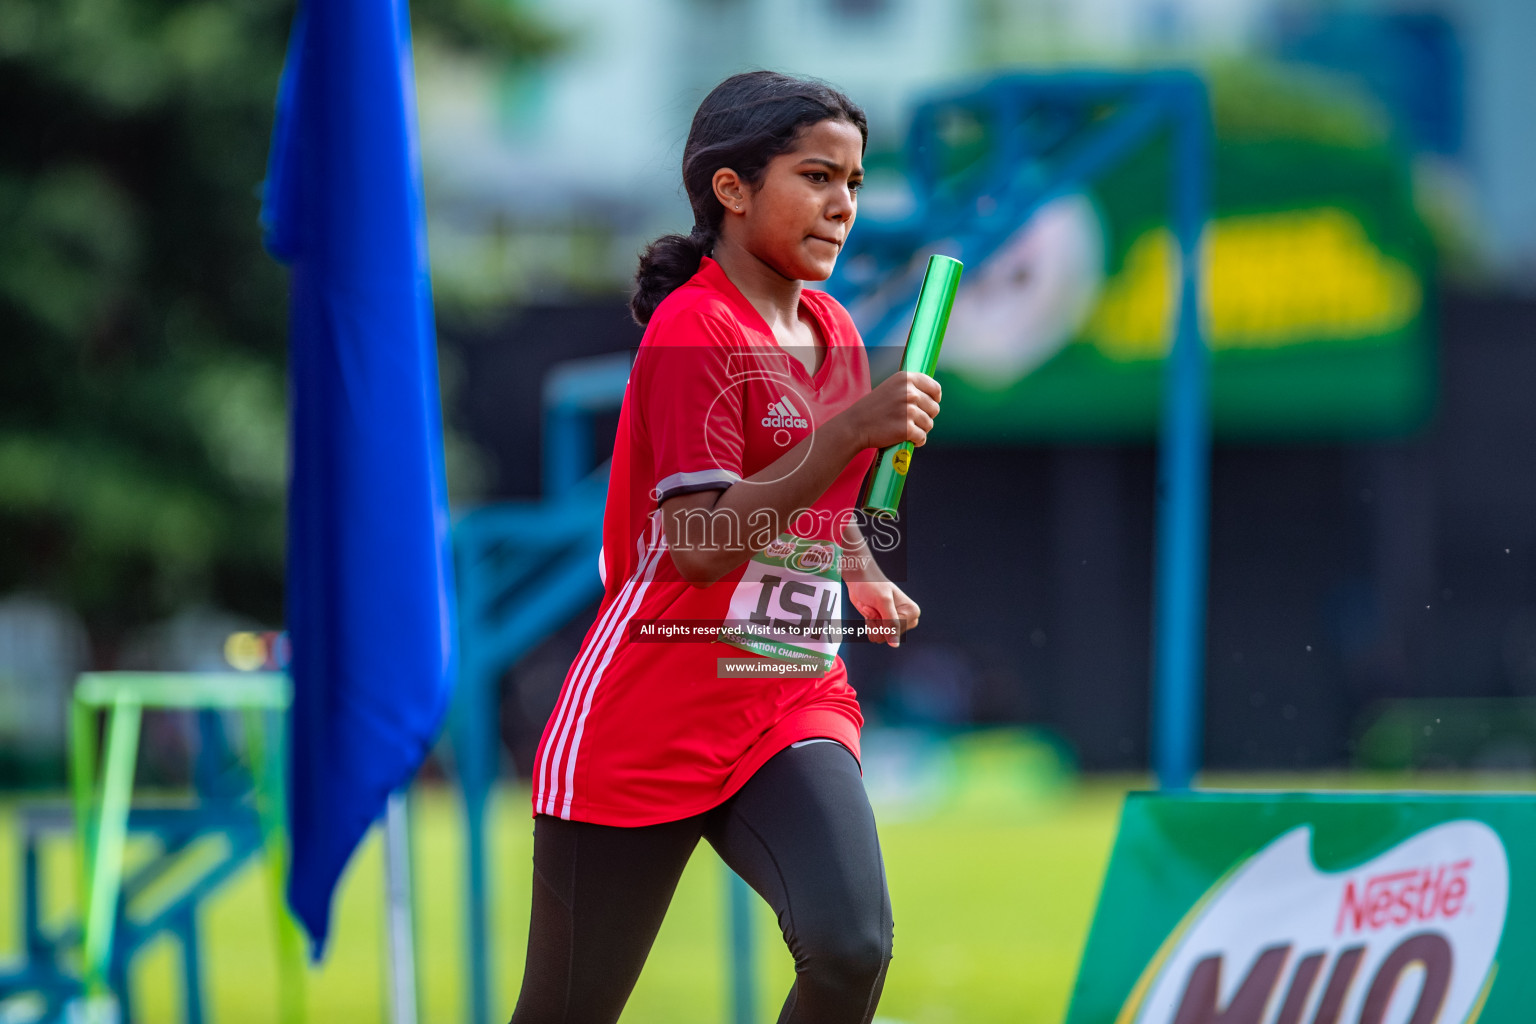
711,236,804,331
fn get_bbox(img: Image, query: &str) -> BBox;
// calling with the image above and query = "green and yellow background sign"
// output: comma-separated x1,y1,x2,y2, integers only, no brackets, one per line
1065,793,1534,1024
871,134,1435,440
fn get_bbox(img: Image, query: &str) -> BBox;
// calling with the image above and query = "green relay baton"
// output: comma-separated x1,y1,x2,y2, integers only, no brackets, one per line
858,254,963,518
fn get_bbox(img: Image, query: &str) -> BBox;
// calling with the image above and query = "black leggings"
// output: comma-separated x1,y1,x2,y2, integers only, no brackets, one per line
508,739,893,1024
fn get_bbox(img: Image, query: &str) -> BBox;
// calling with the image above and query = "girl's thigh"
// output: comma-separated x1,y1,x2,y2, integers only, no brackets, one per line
704,740,893,966
509,812,704,1024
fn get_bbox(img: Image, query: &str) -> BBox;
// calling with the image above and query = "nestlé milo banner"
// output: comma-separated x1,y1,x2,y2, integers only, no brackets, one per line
1065,793,1535,1024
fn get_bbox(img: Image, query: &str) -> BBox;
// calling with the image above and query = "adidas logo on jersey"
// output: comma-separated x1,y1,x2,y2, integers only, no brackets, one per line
762,396,808,429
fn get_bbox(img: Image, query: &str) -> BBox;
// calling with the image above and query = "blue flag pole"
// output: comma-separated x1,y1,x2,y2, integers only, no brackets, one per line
261,0,457,961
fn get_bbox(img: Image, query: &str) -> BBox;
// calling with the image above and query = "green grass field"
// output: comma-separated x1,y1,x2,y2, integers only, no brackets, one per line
0,729,1124,1024
6,736,1529,1024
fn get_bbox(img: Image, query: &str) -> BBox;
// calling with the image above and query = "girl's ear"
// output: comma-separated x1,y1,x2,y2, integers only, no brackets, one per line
712,168,748,215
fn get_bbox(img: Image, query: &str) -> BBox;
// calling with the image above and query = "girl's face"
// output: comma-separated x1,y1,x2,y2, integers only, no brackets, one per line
723,119,865,282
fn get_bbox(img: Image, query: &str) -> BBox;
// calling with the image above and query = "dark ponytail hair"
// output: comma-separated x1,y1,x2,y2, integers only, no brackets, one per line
630,71,868,325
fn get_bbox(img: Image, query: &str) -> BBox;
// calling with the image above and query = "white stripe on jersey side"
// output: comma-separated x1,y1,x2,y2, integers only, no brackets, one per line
545,532,667,817
537,521,663,816
535,515,666,816
779,395,802,417
559,530,669,818
533,571,636,814
535,515,657,812
536,533,661,816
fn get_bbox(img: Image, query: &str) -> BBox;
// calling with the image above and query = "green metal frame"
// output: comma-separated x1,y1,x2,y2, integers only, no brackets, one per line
67,672,307,1023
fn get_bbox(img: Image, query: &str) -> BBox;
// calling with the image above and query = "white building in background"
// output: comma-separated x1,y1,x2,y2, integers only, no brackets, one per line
415,0,1266,239
416,0,972,297
415,0,1535,299
426,0,969,198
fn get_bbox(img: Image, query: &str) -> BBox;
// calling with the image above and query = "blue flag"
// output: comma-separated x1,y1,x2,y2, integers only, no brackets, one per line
260,0,456,957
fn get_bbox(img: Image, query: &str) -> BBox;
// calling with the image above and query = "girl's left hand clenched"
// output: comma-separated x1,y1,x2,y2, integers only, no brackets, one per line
846,579,920,647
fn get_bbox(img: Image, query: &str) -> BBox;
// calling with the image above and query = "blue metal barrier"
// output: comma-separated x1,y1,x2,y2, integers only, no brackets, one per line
0,710,287,1024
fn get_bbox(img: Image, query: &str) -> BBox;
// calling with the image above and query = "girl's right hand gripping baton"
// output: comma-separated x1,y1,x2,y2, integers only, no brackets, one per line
858,254,963,518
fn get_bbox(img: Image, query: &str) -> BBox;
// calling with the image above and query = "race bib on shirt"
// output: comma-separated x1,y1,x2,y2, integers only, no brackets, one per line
719,534,842,670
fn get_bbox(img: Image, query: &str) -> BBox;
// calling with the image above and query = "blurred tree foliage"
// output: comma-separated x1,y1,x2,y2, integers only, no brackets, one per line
0,0,563,653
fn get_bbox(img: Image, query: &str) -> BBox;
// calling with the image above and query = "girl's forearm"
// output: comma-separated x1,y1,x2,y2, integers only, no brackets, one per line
667,410,869,584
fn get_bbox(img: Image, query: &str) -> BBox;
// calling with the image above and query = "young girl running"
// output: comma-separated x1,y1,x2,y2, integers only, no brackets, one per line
510,70,941,1024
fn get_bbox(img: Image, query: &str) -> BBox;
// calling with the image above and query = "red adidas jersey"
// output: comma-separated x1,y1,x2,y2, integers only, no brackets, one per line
532,257,877,825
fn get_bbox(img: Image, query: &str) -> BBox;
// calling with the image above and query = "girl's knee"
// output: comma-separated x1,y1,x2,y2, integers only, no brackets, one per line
796,917,892,991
